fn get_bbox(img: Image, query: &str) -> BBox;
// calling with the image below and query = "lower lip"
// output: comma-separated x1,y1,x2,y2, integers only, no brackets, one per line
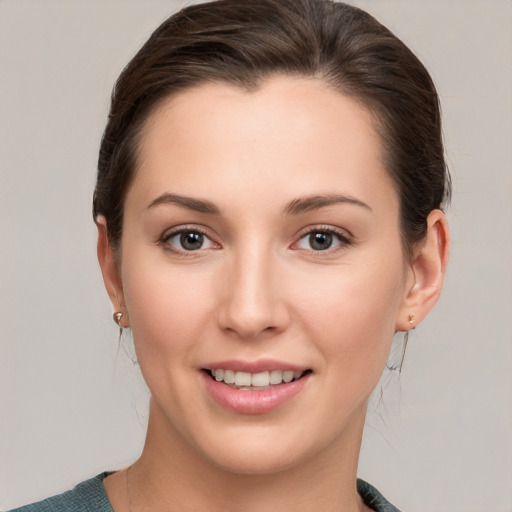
201,371,310,415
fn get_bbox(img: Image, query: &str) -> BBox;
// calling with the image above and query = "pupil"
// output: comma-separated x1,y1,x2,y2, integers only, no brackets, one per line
181,232,203,250
310,232,332,251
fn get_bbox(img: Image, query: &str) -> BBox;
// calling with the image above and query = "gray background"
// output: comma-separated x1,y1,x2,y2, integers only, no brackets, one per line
1,1,511,511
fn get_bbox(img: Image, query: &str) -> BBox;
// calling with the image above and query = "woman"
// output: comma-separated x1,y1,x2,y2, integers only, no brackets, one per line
10,0,450,510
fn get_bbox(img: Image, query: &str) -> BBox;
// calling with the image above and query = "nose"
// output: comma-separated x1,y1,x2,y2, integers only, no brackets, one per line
217,246,290,340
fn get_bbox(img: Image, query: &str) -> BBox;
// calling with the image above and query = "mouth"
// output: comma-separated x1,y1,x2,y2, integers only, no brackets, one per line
204,368,311,390
201,364,312,414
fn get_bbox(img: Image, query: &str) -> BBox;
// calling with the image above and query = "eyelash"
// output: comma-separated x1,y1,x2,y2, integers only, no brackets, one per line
160,225,219,256
293,225,353,254
159,224,353,256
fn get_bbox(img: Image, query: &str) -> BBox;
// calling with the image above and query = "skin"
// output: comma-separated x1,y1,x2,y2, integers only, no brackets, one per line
98,77,449,512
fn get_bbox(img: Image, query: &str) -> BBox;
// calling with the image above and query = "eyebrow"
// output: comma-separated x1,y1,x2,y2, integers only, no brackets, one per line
146,192,370,216
146,193,221,215
283,194,372,215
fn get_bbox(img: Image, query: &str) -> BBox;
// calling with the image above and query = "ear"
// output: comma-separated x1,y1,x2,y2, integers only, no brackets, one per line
96,216,130,328
396,209,450,331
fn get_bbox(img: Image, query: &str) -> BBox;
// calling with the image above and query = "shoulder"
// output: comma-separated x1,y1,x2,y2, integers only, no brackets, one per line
6,474,113,512
357,479,402,512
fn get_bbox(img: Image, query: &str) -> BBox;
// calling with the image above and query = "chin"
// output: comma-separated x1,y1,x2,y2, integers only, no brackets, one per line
205,443,309,476
190,419,348,478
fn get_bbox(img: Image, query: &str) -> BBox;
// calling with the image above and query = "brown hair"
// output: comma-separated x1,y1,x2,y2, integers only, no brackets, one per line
93,0,450,258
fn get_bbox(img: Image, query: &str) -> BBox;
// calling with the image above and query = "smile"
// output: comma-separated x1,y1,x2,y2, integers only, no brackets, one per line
209,369,306,389
202,366,312,414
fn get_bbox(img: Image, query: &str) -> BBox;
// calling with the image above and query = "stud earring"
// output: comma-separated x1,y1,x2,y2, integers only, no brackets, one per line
408,314,415,325
112,311,137,365
113,311,125,345
113,311,123,326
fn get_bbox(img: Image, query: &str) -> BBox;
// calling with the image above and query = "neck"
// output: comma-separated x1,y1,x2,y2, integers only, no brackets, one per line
124,399,369,512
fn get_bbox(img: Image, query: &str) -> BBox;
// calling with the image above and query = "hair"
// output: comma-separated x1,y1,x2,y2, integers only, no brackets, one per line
93,0,450,259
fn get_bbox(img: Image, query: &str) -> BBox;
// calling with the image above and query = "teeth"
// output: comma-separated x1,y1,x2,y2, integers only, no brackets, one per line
223,370,235,384
211,369,305,387
269,370,283,385
283,371,294,383
251,371,270,387
234,371,251,387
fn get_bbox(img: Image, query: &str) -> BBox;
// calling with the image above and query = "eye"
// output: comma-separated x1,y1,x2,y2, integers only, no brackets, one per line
294,228,351,252
162,228,218,253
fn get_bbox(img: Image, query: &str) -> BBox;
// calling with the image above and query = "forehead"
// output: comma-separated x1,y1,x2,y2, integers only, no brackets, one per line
129,76,397,216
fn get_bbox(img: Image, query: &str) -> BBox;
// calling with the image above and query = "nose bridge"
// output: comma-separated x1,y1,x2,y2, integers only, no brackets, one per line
218,239,287,338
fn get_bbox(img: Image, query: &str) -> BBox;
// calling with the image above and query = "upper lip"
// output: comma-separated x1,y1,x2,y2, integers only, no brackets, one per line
203,359,310,373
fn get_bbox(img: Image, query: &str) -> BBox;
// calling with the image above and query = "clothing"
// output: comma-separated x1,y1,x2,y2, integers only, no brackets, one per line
357,479,402,512
8,473,401,512
7,474,112,512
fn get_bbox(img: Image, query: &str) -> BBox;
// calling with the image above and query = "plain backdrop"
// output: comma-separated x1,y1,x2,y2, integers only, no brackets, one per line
1,1,511,511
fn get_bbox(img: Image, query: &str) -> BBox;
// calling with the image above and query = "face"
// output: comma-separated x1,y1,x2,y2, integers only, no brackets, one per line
112,77,416,474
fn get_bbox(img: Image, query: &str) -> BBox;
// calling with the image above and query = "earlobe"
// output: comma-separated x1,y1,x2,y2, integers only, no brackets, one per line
96,216,130,328
396,209,450,332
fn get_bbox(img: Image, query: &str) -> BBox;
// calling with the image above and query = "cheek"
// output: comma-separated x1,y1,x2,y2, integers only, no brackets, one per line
291,255,406,377
120,251,216,365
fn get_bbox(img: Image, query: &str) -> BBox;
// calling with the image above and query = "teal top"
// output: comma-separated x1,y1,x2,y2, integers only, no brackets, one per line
8,474,112,512
8,474,401,512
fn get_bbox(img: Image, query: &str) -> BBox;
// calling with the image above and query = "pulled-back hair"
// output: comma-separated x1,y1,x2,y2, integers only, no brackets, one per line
93,0,450,258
